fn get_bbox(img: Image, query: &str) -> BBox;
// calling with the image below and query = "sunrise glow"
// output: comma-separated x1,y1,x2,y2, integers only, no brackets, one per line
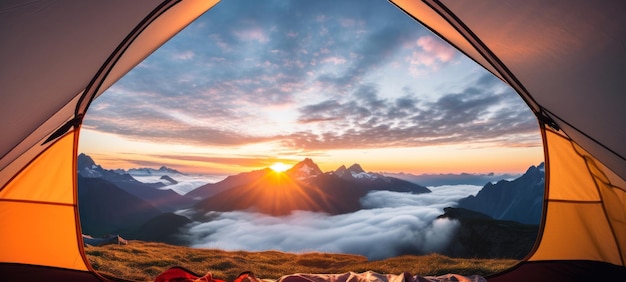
270,162,291,173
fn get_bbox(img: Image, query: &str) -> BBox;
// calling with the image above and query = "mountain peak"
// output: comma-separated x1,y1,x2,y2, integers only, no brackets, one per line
535,162,545,173
77,153,105,178
334,165,348,177
158,166,184,174
285,158,323,179
77,153,97,170
457,163,545,224
346,163,365,174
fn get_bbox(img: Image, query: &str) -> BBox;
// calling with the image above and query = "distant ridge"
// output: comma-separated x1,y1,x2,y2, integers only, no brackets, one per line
128,166,184,176
385,171,520,187
456,163,545,224
77,153,194,212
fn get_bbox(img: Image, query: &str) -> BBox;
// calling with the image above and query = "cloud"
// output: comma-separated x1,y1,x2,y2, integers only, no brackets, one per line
183,185,481,260
172,50,195,60
133,174,223,195
152,154,302,170
86,64,539,152
320,56,347,65
317,25,415,88
234,27,270,43
209,34,230,51
409,36,458,76
364,185,484,209
416,36,456,62
286,74,539,150
84,88,272,146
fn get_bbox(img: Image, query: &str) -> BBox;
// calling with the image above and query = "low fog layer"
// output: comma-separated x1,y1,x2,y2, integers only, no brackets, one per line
183,185,481,260
132,174,225,195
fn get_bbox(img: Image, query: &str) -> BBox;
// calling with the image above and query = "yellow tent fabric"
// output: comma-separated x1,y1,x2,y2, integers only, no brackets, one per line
1,0,625,280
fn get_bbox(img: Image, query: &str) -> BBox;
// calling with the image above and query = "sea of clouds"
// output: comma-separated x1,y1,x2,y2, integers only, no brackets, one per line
132,173,226,195
179,184,482,260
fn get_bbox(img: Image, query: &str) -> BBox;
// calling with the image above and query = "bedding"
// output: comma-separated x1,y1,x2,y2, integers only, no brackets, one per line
154,267,486,282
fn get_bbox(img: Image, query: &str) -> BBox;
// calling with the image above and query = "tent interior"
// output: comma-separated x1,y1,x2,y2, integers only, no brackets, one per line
1,0,625,281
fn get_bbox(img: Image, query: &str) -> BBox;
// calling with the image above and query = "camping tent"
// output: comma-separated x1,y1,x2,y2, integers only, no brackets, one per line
1,0,624,281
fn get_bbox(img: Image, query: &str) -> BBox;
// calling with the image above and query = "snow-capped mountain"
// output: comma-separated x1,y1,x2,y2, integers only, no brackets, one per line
77,153,136,182
128,166,184,176
77,153,194,212
78,154,183,182
285,158,323,179
336,163,386,181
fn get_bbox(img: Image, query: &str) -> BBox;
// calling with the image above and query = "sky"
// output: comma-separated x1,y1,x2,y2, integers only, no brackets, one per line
79,0,543,176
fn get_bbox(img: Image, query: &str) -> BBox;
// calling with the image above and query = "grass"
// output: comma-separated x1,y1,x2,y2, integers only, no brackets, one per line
85,240,519,281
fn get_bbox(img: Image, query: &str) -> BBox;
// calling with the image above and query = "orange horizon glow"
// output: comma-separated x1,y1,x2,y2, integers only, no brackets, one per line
81,150,543,176
78,129,544,177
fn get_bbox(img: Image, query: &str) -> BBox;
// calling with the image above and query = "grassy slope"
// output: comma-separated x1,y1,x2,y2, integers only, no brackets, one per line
85,241,519,281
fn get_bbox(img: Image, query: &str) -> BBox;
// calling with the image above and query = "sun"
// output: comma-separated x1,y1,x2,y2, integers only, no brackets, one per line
269,162,290,172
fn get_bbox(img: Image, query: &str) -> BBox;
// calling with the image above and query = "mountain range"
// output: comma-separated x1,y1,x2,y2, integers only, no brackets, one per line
193,158,431,216
77,155,430,235
456,163,545,224
77,153,193,213
127,166,184,176
385,171,521,187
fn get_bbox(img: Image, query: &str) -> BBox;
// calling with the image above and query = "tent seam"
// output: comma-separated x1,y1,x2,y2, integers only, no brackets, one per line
547,199,603,204
0,198,75,207
523,122,550,263
0,90,83,163
70,1,185,280
544,108,625,163
75,0,182,121
571,138,626,266
422,0,546,121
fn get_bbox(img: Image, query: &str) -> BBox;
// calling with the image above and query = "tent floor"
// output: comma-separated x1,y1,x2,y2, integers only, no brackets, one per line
487,260,626,281
3,260,626,282
0,263,127,282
